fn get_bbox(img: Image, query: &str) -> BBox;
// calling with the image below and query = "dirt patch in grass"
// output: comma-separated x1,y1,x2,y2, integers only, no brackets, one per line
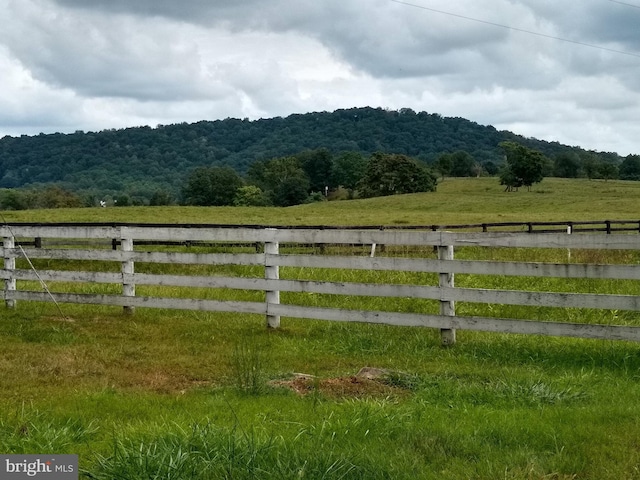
271,368,412,399
122,370,212,394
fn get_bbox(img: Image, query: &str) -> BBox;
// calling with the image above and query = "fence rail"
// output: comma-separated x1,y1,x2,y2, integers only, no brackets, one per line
2,222,640,344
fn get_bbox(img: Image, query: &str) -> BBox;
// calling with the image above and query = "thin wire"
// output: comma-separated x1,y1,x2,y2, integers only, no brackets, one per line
17,243,68,319
608,0,640,9
1,215,68,319
390,0,640,59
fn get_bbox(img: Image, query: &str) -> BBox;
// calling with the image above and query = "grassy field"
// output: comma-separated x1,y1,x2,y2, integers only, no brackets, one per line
1,177,640,479
3,177,640,226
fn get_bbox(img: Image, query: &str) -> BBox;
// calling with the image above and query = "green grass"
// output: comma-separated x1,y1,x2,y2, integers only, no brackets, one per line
2,177,640,478
3,177,640,226
2,307,639,479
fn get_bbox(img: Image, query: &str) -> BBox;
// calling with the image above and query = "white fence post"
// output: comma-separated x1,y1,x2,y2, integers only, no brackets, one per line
265,239,280,328
121,237,135,315
438,244,456,346
3,236,16,309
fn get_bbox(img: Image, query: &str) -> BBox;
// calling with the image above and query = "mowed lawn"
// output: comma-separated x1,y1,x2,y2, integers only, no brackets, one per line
1,177,640,479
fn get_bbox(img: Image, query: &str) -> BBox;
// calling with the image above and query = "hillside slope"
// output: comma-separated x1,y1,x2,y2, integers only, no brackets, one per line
0,107,620,201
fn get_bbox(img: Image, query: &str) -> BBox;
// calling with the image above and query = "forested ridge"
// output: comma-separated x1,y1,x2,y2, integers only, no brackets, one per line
0,106,623,204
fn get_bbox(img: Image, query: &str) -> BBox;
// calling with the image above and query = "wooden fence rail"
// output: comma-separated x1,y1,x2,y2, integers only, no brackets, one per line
2,223,640,344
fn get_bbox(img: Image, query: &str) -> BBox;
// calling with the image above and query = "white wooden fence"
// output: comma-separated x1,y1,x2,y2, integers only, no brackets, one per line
2,223,640,344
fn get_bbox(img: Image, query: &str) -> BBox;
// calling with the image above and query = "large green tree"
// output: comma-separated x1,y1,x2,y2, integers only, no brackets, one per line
449,151,477,177
435,154,452,179
499,142,547,191
296,148,333,193
233,185,270,206
436,151,480,178
246,157,311,206
181,166,243,206
553,152,581,178
330,151,368,198
583,154,602,180
599,162,619,181
358,152,437,198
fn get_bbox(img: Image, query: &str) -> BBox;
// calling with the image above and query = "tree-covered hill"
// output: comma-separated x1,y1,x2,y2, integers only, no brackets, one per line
0,107,621,203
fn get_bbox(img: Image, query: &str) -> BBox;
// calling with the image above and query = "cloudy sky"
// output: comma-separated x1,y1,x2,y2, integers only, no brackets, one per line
1,0,639,155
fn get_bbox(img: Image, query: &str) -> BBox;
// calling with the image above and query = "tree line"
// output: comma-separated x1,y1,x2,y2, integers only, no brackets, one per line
180,141,640,207
181,150,438,207
2,139,640,209
0,107,628,206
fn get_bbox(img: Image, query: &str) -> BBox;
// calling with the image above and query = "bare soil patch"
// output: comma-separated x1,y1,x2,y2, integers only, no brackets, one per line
270,367,411,399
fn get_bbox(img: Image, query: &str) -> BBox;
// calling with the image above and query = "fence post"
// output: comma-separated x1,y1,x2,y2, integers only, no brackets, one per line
121,237,135,315
438,244,456,346
265,238,280,328
3,236,16,309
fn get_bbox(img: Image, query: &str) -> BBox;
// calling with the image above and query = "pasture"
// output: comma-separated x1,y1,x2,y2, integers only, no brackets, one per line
1,177,640,479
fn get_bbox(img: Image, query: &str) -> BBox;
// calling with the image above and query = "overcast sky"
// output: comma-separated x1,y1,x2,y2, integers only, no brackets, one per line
1,0,639,155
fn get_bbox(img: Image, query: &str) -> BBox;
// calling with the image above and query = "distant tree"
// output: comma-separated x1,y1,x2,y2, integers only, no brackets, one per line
149,190,173,206
553,152,581,178
181,166,243,206
449,151,477,177
499,142,547,191
436,151,479,177
619,155,640,180
358,152,437,198
598,151,623,165
583,155,601,180
114,194,130,207
330,151,368,198
246,157,310,207
245,160,270,192
31,186,83,208
272,177,310,207
435,153,453,179
83,194,98,208
0,189,27,210
483,161,498,176
305,191,325,203
599,162,618,181
296,148,333,193
498,165,522,192
233,185,270,206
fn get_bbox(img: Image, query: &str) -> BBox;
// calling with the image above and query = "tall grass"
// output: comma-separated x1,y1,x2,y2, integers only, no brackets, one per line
86,421,385,480
231,340,268,395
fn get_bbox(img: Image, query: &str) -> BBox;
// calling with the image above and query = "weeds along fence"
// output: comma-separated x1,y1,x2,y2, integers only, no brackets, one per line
2,222,640,345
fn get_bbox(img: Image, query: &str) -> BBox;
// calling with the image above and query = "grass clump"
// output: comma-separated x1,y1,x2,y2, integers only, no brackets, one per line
231,340,268,396
86,422,386,480
0,409,98,454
